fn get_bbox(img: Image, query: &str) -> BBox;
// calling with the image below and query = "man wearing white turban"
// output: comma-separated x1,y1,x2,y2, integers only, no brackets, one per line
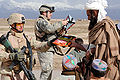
85,0,120,80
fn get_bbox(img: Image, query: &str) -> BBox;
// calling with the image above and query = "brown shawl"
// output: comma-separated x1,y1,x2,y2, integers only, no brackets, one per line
89,16,120,60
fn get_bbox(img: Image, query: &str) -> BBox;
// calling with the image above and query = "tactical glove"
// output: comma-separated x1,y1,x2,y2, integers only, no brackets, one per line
9,52,25,61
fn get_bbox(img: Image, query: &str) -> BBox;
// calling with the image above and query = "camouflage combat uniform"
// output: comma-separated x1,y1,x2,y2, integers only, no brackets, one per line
35,14,63,80
0,30,51,80
0,13,51,80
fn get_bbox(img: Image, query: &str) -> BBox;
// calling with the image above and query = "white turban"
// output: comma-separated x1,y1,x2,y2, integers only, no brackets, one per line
85,0,108,22
117,22,120,30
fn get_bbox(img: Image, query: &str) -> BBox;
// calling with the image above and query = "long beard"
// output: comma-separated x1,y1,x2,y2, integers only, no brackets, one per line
88,17,97,30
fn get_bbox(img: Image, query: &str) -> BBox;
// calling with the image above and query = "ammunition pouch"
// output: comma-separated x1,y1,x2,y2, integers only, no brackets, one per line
13,65,22,74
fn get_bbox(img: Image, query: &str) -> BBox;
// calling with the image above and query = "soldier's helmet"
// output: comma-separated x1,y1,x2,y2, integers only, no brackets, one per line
7,13,25,25
39,5,55,12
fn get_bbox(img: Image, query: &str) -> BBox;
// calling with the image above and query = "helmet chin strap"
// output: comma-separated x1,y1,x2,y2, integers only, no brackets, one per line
11,23,23,33
46,11,50,21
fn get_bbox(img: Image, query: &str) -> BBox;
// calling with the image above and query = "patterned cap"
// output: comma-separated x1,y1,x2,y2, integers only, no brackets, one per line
92,59,108,71
62,54,78,70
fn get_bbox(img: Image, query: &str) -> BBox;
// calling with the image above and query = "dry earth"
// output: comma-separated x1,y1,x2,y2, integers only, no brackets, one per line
0,18,119,79
0,19,90,69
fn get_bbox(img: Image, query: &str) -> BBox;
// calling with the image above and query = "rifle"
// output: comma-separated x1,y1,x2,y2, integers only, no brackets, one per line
0,34,36,80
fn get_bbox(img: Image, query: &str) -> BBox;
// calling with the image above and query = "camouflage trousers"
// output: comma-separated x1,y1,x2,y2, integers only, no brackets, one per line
37,51,54,80
1,71,26,80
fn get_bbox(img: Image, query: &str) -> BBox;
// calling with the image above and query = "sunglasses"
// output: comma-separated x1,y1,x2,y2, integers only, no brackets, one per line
16,23,24,26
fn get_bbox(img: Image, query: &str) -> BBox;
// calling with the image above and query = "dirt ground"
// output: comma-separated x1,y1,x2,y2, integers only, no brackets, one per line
0,19,119,79
0,19,90,70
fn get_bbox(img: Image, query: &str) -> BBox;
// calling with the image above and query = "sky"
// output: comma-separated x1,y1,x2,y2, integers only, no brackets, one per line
0,0,118,10
0,0,87,10
0,0,120,19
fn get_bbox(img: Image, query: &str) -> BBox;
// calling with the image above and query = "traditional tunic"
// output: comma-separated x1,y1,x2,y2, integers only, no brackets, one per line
89,16,120,80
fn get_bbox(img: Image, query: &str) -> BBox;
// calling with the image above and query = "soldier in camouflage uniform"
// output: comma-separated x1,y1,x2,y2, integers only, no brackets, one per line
34,4,68,80
0,13,53,80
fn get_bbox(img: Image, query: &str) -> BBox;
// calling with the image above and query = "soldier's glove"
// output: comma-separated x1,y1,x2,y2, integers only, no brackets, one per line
47,38,57,47
9,52,25,61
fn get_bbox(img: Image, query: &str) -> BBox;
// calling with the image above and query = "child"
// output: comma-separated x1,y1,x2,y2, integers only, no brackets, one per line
90,59,110,80
69,38,86,80
69,38,86,63
61,38,85,80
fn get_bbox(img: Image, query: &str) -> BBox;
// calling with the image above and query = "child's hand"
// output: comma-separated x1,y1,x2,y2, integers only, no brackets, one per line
86,50,91,60
75,65,81,73
75,65,80,69
69,40,77,47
